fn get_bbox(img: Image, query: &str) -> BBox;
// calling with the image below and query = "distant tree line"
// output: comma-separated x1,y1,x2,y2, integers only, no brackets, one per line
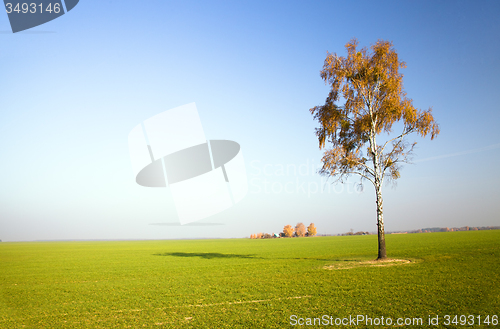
341,230,370,236
250,225,500,239
391,226,500,234
338,226,500,236
250,223,317,239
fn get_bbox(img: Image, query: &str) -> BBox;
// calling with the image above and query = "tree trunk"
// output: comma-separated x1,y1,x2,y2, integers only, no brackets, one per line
375,184,387,259
369,110,387,259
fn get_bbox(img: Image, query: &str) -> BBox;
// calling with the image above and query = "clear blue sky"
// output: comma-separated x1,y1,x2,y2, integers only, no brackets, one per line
1,0,499,241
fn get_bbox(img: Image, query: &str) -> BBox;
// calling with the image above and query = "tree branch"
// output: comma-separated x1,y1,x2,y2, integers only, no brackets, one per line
349,171,375,186
380,126,415,154
350,157,376,177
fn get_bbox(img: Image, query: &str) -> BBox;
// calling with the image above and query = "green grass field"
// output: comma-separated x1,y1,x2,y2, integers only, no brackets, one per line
1,230,499,328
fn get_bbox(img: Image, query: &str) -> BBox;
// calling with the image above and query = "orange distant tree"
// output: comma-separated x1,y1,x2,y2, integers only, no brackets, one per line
283,225,294,237
295,223,306,237
310,39,439,259
307,223,317,236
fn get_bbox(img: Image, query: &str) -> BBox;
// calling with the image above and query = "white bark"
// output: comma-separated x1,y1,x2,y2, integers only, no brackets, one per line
368,102,387,259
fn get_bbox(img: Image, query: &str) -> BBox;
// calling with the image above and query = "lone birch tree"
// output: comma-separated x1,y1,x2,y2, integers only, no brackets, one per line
310,39,439,259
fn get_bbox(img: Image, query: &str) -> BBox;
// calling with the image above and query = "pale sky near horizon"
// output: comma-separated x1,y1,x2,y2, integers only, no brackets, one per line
1,0,499,242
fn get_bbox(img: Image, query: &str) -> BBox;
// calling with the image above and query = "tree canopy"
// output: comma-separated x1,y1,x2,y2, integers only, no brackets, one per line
295,223,306,237
311,38,439,184
283,225,294,238
307,223,317,237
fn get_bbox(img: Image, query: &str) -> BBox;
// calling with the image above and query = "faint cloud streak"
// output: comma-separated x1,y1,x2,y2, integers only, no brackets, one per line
415,143,500,163
149,222,224,226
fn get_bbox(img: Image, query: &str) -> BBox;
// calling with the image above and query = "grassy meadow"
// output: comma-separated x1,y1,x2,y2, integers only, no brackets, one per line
0,230,499,328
